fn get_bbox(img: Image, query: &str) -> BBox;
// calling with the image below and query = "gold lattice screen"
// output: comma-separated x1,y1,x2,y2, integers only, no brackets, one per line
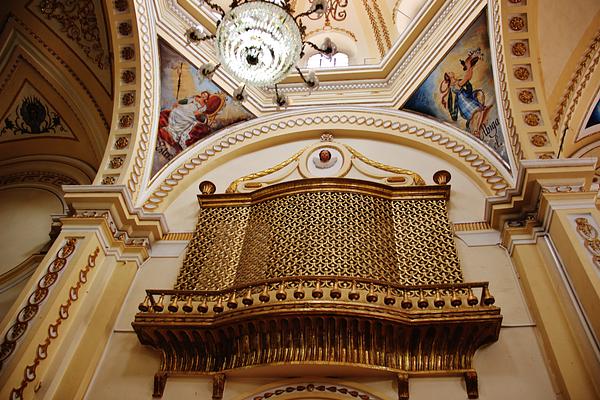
176,179,462,291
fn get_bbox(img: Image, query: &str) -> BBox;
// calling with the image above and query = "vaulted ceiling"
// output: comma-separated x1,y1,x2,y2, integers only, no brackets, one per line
0,0,114,183
0,0,599,190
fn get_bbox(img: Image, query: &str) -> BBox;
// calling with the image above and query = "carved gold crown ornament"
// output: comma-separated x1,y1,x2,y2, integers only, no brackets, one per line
185,0,337,107
132,142,502,400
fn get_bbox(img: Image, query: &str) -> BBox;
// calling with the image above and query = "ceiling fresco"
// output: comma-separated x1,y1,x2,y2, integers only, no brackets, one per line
585,96,600,130
26,0,112,94
152,41,255,177
402,10,509,165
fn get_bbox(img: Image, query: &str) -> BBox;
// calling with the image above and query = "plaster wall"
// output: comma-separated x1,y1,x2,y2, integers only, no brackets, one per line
163,136,490,232
85,138,554,399
0,187,61,275
537,0,600,101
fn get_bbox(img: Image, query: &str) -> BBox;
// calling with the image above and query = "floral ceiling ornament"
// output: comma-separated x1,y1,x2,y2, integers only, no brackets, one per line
38,0,109,69
0,96,67,136
185,0,335,106
308,0,348,23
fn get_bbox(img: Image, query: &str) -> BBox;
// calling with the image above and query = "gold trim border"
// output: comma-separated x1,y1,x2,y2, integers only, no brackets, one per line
200,178,449,208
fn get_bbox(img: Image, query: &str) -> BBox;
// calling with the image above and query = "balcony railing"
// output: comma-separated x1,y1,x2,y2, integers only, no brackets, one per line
133,276,501,399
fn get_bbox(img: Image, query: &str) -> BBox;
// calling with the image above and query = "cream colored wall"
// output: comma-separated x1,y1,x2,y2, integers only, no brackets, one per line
164,137,489,232
537,1,600,102
85,136,556,398
0,187,62,275
85,234,558,400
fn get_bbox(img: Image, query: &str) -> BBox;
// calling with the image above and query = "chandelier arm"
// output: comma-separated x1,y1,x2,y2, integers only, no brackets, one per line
203,0,226,19
304,40,332,55
295,66,308,84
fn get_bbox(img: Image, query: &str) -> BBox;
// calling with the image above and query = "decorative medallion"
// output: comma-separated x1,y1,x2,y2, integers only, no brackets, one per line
530,134,547,147
121,92,135,106
101,176,116,185
118,114,133,128
524,112,540,126
118,21,132,36
518,89,534,104
115,136,129,149
110,156,125,169
514,66,530,80
114,0,128,12
120,46,135,60
511,42,527,56
36,0,109,70
121,70,135,83
538,152,554,159
509,16,526,31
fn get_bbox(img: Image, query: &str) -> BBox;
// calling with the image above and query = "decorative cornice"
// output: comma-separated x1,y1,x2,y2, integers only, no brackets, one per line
141,108,511,211
10,247,99,400
63,184,168,241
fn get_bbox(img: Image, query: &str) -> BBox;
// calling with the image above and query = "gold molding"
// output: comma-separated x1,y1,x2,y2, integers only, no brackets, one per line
0,239,77,371
453,221,493,232
204,178,448,208
226,147,308,194
360,0,386,58
10,247,99,399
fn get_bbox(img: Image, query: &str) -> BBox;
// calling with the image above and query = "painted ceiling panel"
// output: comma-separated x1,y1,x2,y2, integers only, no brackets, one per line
402,10,509,166
152,41,256,177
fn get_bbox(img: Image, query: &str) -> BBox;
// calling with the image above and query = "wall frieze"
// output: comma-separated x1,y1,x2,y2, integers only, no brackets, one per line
9,246,99,400
0,238,77,372
141,108,511,211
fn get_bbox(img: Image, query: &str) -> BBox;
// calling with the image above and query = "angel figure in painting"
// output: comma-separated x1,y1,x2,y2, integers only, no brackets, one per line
439,48,492,138
158,91,225,151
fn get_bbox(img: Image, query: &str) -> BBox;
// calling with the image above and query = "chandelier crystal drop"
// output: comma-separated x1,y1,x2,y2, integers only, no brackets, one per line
216,2,302,86
186,0,334,106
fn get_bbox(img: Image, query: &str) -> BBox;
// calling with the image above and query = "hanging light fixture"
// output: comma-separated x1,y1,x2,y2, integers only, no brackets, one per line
185,0,335,106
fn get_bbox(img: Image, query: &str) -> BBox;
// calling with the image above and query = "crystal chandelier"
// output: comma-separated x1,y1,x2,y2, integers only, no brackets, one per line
185,0,336,107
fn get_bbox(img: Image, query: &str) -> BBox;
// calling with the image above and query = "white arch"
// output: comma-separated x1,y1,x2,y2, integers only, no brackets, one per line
137,107,513,211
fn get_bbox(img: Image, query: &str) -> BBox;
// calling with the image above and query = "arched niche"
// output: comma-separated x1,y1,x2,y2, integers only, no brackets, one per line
141,108,512,223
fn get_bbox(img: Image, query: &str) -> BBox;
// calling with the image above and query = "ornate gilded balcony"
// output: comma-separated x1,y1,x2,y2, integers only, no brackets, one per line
133,142,502,399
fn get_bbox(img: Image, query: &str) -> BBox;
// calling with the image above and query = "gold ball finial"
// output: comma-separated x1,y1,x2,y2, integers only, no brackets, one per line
199,180,216,195
433,170,451,185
